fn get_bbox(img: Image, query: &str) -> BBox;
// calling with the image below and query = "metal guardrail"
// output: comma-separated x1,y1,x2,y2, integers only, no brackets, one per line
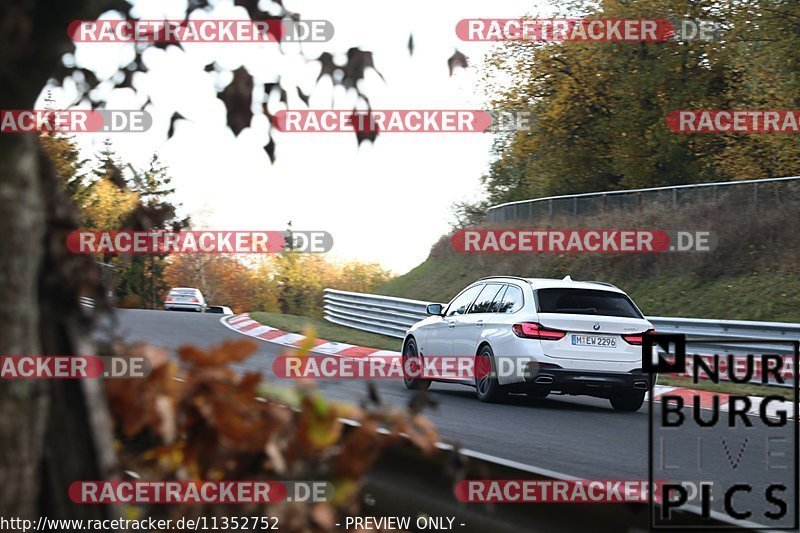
485,176,800,223
323,288,800,365
78,262,115,311
323,289,434,338
645,316,800,357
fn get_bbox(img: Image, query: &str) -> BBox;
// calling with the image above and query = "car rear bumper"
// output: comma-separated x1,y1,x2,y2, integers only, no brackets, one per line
524,366,654,397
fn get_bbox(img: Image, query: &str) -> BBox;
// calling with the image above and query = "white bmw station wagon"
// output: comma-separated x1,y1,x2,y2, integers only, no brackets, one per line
402,276,657,411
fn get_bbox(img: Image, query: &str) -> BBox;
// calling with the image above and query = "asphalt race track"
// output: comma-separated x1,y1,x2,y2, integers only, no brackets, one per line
102,309,798,527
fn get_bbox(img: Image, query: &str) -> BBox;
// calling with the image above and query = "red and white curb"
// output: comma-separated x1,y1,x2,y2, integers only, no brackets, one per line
221,313,399,358
223,313,794,417
650,385,793,419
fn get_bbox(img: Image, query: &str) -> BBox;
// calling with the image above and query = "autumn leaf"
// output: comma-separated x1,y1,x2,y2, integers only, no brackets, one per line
334,418,382,479
447,50,468,76
397,414,439,455
296,394,343,452
178,339,258,367
219,67,254,136
295,325,318,355
296,87,310,106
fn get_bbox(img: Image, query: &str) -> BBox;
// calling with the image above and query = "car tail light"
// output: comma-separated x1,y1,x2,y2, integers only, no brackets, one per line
512,322,566,340
190,298,199,302
166,298,174,302
622,328,656,345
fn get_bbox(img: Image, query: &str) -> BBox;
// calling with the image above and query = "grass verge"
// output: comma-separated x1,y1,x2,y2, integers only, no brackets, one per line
657,375,791,399
380,256,800,323
378,197,800,322
248,311,400,352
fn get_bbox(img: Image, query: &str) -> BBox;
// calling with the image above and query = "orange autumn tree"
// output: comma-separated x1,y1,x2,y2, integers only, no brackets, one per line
330,261,393,294
163,255,256,312
163,254,394,316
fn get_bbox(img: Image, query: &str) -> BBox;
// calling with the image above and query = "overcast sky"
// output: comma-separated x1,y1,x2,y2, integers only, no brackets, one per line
38,0,551,273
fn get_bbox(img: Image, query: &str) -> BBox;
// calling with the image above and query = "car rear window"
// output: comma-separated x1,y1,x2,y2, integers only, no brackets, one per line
535,288,643,318
170,289,198,296
468,284,504,313
487,286,507,313
497,284,523,313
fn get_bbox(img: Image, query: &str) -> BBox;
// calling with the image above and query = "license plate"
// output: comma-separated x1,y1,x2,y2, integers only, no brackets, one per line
572,335,617,347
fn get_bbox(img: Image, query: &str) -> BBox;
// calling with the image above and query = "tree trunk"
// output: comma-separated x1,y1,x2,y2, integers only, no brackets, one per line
0,134,48,520
0,0,126,522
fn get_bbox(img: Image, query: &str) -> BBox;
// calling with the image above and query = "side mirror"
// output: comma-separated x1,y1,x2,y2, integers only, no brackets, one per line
426,303,444,316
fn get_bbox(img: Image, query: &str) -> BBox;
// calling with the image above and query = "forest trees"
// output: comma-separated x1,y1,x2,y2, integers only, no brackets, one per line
461,0,800,225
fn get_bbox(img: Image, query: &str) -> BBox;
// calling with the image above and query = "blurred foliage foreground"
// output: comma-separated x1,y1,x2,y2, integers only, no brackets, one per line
105,336,439,531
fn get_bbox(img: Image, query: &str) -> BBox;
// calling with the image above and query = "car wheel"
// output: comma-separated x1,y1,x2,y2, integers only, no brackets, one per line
610,391,646,412
402,338,431,391
475,345,507,403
